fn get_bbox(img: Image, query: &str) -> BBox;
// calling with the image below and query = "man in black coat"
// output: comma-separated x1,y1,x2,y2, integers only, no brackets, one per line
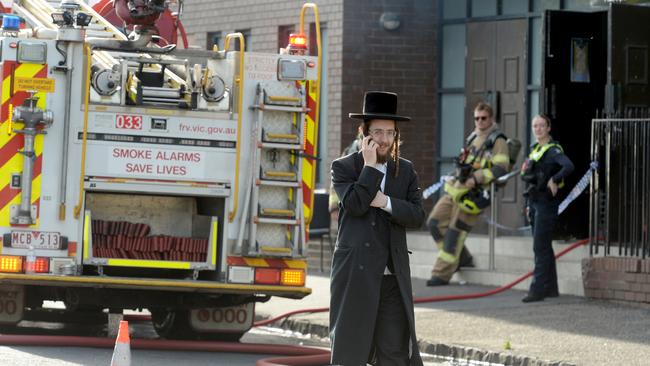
330,91,425,365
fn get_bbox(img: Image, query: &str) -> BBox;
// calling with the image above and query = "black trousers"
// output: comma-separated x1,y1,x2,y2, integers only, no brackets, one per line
371,275,409,366
529,199,559,295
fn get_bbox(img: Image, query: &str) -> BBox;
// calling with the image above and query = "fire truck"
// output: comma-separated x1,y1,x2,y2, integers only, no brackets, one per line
0,0,321,340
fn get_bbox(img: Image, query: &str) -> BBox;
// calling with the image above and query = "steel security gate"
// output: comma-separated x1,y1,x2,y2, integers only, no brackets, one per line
590,118,650,258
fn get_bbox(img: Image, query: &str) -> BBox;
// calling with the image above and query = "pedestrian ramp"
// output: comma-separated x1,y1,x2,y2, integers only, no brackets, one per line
407,232,588,296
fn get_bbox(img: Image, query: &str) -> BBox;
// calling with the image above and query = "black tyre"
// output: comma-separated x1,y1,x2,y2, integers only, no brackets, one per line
150,309,195,340
150,308,246,342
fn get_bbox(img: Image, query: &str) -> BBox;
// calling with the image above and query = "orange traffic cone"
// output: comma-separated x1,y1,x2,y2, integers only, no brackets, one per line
111,320,131,366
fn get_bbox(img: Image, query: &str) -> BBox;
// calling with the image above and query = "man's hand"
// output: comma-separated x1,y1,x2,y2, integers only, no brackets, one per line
361,135,378,166
547,178,558,197
370,190,388,208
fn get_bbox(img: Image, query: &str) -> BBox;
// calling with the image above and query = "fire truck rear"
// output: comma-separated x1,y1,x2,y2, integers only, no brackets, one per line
0,0,321,340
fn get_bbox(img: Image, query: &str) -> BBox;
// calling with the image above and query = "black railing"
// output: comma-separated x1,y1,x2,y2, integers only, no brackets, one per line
590,118,650,258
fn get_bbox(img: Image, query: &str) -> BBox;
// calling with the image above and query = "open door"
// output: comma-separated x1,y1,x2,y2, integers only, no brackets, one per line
541,10,606,239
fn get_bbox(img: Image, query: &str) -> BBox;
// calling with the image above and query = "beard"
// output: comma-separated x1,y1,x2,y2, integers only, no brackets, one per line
376,146,392,164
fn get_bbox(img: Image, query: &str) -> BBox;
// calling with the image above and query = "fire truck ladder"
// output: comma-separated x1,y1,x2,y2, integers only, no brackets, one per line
246,82,308,257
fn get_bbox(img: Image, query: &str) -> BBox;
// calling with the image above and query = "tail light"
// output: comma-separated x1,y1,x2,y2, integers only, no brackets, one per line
255,268,281,285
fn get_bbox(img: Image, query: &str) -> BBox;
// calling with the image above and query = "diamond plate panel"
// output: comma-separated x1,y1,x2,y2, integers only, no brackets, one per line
262,110,300,141
258,186,294,213
261,81,303,106
260,149,295,177
256,223,289,247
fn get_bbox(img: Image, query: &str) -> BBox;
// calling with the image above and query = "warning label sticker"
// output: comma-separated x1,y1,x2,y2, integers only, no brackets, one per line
15,77,55,93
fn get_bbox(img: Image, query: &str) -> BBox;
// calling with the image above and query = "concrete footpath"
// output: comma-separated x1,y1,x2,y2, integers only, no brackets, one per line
257,272,650,366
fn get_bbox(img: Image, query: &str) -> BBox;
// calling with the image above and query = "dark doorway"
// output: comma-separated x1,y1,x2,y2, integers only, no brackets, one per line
542,10,607,239
466,19,527,233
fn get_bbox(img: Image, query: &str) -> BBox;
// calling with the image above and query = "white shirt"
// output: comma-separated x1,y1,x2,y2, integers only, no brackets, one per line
372,163,392,213
370,163,394,275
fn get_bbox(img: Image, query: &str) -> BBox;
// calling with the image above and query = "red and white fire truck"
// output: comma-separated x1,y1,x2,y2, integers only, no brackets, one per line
0,0,321,340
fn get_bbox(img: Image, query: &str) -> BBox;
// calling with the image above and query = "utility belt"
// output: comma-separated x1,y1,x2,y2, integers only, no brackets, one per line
521,160,562,200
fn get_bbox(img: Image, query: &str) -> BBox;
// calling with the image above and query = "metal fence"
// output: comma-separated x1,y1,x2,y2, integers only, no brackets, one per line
590,118,650,258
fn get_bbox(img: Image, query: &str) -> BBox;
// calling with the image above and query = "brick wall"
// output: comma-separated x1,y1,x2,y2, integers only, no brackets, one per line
583,257,650,304
341,0,438,208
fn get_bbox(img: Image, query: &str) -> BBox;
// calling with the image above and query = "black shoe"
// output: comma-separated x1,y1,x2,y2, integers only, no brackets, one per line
522,292,545,303
426,276,449,287
545,289,559,298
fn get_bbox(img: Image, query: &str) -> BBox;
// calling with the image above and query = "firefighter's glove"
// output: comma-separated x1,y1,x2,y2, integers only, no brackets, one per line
444,181,470,203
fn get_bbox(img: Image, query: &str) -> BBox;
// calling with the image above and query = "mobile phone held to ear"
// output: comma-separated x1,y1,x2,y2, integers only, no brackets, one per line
362,125,371,141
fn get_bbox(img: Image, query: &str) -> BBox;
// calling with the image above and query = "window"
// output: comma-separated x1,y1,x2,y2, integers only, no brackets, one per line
234,29,251,51
441,24,466,89
443,0,466,19
471,0,497,17
206,31,222,51
278,25,294,52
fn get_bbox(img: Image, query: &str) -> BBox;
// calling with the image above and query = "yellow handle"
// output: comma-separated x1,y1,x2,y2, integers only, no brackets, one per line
299,3,322,225
7,104,12,135
74,45,92,219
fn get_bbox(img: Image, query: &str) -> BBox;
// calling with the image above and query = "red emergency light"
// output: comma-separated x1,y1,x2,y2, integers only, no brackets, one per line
288,33,308,51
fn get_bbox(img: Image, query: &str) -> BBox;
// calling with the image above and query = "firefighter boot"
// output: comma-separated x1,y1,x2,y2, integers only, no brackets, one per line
428,228,466,286
458,246,475,268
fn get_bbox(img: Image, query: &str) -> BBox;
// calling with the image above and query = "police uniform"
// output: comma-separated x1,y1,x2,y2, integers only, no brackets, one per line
426,123,510,285
521,140,574,302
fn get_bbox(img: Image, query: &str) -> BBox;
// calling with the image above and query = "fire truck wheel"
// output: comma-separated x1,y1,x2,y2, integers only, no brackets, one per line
150,308,195,340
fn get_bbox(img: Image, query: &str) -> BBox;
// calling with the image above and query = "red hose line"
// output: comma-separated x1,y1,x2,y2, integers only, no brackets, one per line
253,238,590,321
0,334,330,366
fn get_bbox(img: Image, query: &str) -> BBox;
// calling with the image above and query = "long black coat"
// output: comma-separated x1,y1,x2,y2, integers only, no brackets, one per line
330,152,425,366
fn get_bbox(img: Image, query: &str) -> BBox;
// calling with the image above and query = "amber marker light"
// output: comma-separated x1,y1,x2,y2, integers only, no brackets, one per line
281,268,305,286
0,256,23,273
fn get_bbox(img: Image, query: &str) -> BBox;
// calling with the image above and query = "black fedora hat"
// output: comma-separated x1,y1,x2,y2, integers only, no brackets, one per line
349,91,411,122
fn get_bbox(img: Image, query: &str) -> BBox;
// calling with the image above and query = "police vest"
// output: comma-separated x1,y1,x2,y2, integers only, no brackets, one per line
527,142,565,188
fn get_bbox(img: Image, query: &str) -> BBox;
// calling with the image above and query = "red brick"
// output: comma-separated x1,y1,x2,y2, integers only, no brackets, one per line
625,291,635,301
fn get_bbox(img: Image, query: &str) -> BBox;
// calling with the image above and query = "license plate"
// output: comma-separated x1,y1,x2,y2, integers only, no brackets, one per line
10,231,62,249
189,302,254,333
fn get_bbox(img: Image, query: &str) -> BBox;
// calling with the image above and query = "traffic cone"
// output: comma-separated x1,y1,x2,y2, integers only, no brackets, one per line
110,320,131,366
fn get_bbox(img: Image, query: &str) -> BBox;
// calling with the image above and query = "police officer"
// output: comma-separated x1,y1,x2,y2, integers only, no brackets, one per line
520,114,574,303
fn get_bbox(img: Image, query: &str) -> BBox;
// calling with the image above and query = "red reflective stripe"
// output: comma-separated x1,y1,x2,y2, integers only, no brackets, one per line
265,258,289,269
0,134,24,167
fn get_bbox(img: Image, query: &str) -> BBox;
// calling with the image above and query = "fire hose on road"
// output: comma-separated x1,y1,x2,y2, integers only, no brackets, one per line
0,238,589,366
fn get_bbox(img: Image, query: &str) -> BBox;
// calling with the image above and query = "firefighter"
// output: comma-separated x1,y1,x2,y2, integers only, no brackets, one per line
330,91,425,365
520,114,574,302
426,102,510,286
